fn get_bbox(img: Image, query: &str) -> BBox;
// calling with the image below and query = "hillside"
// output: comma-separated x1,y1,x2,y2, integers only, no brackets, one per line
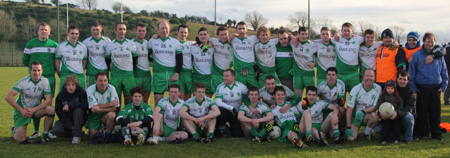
0,1,256,43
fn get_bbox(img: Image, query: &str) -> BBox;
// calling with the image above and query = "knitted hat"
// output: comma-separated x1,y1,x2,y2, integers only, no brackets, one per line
385,79,396,88
381,29,394,39
407,32,420,41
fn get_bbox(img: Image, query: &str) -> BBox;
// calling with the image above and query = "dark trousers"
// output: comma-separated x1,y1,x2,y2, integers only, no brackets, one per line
381,119,401,141
216,107,244,137
53,108,87,137
416,85,442,139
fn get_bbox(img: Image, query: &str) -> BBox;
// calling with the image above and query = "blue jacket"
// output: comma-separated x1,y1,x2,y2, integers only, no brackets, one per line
409,47,448,92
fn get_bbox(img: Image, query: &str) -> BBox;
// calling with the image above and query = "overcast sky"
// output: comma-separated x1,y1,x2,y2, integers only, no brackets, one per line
67,0,450,43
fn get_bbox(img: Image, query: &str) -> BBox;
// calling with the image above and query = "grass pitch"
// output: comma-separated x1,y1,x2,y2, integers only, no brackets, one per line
0,67,449,158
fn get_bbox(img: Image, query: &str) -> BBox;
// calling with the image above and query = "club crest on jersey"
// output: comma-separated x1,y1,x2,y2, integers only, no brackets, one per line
169,44,173,48
352,41,356,45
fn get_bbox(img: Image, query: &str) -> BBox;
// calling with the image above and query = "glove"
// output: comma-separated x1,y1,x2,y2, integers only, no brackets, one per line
431,45,444,58
355,110,365,124
264,123,274,132
345,128,353,138
293,124,300,133
302,98,309,110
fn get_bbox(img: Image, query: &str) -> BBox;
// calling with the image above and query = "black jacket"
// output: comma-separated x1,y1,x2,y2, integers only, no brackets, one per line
396,84,416,118
55,86,88,128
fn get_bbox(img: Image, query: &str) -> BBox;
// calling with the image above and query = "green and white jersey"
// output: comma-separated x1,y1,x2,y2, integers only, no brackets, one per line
359,42,382,70
179,40,193,71
132,38,151,77
82,36,111,76
276,42,294,79
347,82,382,112
331,36,364,74
291,40,317,76
215,81,248,110
183,96,216,118
317,79,346,105
254,38,278,73
12,76,51,108
295,99,329,124
315,41,336,79
191,45,214,75
271,102,298,126
116,101,153,123
105,39,138,78
86,84,120,109
239,101,271,119
157,97,184,129
148,37,182,72
55,41,88,74
231,36,259,71
259,84,297,106
23,38,58,76
211,38,233,75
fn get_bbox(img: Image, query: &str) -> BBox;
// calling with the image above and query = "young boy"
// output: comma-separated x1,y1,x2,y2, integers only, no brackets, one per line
238,87,274,142
271,86,308,148
375,80,403,144
179,82,221,143
116,87,153,146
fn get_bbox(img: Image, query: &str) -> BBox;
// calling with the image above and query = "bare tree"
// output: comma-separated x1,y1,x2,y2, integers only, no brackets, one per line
49,18,67,42
356,20,381,36
390,25,405,44
0,10,17,41
244,11,268,31
17,16,38,41
313,17,335,32
78,0,97,10
288,11,308,29
112,2,130,13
